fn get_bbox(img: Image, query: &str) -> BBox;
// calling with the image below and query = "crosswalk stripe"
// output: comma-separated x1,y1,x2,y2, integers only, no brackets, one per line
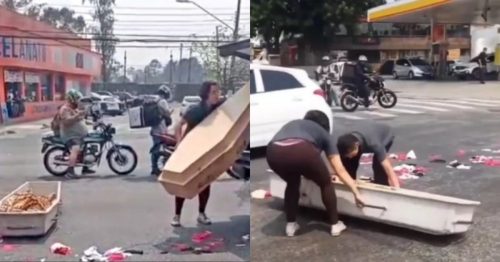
385,108,423,114
462,98,500,105
450,100,499,107
334,113,365,120
360,111,397,118
393,103,450,112
399,99,478,110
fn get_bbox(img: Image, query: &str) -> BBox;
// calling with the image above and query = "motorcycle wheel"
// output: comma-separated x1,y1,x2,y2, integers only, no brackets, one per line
340,91,359,112
107,145,138,175
155,151,171,174
43,147,69,177
377,90,398,108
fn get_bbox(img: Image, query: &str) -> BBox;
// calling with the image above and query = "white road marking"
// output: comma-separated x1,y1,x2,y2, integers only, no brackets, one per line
399,99,477,110
333,113,365,120
385,108,423,114
395,103,450,112
360,111,397,118
463,98,500,104
450,100,499,107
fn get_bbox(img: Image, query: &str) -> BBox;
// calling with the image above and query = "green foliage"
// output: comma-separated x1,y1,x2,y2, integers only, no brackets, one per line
39,7,87,33
82,0,117,83
251,0,385,51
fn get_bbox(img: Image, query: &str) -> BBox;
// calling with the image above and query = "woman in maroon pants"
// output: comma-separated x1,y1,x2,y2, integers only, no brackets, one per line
266,110,366,237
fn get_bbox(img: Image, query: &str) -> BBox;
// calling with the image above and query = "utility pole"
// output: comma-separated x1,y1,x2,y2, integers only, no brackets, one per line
229,0,241,92
123,51,127,83
169,53,174,87
178,44,183,83
187,46,193,83
216,26,221,84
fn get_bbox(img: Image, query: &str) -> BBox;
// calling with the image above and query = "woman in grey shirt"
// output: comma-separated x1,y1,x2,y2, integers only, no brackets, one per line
266,110,365,237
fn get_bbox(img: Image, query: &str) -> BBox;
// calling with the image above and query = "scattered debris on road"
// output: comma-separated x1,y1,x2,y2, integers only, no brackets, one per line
429,154,447,163
251,189,272,199
80,246,132,262
50,242,72,256
446,160,471,170
394,164,427,180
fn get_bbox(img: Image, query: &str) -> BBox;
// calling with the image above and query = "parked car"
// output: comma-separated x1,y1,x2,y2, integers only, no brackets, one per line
79,96,102,118
250,63,334,148
90,92,125,116
452,54,497,80
115,91,138,108
393,58,434,79
95,91,116,98
180,96,202,116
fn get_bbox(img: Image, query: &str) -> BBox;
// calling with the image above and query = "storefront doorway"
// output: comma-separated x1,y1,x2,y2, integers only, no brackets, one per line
3,70,25,119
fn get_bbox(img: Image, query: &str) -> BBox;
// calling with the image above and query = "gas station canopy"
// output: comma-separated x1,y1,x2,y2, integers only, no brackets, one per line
367,0,500,24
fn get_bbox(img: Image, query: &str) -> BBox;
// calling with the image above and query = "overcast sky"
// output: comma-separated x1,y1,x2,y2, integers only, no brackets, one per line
32,0,250,69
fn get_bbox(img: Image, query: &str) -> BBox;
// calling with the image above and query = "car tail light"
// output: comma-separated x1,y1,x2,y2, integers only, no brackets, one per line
313,89,325,98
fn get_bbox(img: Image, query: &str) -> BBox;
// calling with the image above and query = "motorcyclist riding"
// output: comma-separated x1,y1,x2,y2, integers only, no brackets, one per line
150,85,173,176
354,55,373,108
315,55,333,83
57,89,94,178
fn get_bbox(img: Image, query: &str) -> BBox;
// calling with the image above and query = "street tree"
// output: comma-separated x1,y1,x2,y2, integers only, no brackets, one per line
82,0,117,84
39,7,87,34
192,27,249,91
251,0,385,53
0,0,45,17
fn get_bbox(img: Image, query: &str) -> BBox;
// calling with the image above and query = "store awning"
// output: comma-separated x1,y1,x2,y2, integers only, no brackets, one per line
367,0,500,24
217,39,250,61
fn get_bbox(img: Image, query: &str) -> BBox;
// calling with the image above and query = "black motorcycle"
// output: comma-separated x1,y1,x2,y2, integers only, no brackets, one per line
41,122,138,177
151,134,250,181
339,75,397,112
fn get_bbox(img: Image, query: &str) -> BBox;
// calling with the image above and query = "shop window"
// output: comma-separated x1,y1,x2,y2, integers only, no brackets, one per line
25,73,40,103
41,74,53,102
4,70,25,119
55,75,66,101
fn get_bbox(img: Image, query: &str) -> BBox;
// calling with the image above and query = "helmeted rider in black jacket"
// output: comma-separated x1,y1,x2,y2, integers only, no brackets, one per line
354,55,373,108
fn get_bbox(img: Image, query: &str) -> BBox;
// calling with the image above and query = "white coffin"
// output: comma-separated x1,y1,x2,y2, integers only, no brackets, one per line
270,176,480,235
0,182,62,237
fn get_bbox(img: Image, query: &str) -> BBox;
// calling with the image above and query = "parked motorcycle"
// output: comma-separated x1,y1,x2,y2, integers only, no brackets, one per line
41,122,138,177
339,75,397,112
319,73,339,107
151,134,250,181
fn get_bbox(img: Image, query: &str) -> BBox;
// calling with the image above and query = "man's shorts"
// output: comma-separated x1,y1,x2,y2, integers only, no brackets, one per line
65,138,84,149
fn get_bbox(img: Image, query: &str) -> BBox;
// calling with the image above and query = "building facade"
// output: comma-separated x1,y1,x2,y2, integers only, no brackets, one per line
0,7,101,125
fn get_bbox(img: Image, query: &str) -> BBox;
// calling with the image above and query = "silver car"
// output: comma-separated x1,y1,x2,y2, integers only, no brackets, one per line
393,58,434,79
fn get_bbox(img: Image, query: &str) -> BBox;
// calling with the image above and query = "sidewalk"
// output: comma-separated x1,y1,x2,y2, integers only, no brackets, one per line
0,117,51,134
388,80,500,99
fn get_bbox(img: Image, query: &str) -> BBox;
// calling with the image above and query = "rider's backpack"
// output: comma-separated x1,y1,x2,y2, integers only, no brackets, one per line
143,100,163,127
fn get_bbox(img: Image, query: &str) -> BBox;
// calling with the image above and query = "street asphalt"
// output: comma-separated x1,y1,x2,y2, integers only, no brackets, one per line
0,112,250,261
250,81,500,262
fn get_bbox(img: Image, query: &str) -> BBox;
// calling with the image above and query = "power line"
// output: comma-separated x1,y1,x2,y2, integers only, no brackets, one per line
0,34,234,43
4,30,227,38
69,11,249,17
40,4,249,11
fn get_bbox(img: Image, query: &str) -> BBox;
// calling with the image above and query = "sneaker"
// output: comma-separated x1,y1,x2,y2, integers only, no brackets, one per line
171,215,181,227
65,171,80,179
82,167,96,174
331,221,347,236
151,169,161,176
197,213,212,225
285,222,300,237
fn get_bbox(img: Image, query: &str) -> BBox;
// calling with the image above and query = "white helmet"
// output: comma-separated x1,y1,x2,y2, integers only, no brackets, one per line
358,55,368,62
321,56,331,62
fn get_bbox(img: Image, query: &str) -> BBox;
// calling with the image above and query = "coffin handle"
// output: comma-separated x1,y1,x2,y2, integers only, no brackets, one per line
363,204,387,211
454,220,473,225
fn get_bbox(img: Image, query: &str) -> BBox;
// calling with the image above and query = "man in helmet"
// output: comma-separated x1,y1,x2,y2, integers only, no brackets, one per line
150,85,173,176
354,55,373,108
58,89,93,178
315,55,333,83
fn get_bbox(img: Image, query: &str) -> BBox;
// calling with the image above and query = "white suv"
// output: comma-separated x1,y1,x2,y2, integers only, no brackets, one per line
250,63,334,148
